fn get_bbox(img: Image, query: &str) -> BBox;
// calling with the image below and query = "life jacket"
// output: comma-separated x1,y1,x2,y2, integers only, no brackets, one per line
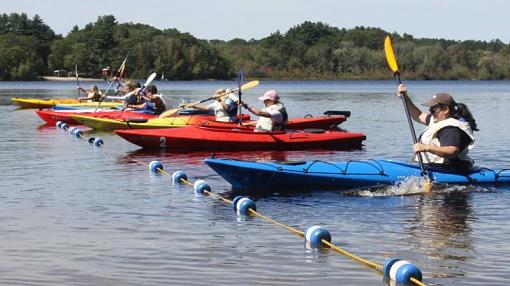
272,103,288,131
91,92,102,102
255,102,288,132
125,91,145,105
213,94,239,122
143,95,166,115
414,117,475,165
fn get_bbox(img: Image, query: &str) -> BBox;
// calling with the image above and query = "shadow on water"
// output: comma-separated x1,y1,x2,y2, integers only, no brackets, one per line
118,148,359,165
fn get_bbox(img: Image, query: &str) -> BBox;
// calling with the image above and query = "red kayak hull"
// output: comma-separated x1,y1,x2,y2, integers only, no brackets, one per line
199,115,346,130
115,125,366,151
35,109,156,125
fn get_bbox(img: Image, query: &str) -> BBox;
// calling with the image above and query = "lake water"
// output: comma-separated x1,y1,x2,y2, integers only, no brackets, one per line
1,80,509,285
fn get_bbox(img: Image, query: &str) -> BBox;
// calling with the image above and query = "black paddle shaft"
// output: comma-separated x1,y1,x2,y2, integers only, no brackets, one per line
396,72,427,175
237,71,244,126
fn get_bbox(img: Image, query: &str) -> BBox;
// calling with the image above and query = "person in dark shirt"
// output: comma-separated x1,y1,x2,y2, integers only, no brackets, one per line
397,84,478,171
126,85,166,115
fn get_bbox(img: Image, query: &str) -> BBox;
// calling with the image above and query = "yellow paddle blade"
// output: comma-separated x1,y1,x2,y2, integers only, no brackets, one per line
159,107,181,118
422,176,433,193
117,56,128,78
240,80,259,91
384,35,399,73
212,80,260,99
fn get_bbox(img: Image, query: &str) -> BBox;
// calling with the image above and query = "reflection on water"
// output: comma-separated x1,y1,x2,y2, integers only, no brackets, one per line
410,191,475,279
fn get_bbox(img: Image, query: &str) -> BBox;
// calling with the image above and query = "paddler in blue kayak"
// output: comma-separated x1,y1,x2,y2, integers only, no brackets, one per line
398,84,478,171
241,90,288,132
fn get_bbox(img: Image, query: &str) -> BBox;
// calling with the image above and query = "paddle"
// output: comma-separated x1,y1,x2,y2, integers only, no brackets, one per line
75,65,80,98
94,55,129,113
118,72,157,118
127,72,157,107
115,55,128,94
159,80,260,118
237,70,244,126
384,35,433,192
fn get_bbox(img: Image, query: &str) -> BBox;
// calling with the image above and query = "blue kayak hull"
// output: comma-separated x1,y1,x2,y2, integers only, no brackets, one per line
204,158,510,190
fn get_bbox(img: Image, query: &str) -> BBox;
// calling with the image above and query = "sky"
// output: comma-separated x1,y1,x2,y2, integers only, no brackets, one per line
3,0,510,43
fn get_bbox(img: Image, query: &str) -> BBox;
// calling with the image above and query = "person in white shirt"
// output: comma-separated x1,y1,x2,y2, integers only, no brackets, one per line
192,88,239,122
241,90,288,132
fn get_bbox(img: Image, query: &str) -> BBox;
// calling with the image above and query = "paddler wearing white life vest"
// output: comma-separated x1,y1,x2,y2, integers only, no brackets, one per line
192,88,239,122
397,84,479,171
241,90,288,132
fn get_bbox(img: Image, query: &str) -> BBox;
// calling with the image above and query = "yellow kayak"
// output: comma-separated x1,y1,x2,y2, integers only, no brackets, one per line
12,98,81,109
70,114,215,131
12,97,122,109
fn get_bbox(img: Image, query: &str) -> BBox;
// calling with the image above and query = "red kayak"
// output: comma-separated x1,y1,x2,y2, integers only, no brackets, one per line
35,109,157,125
115,125,366,151
200,115,346,130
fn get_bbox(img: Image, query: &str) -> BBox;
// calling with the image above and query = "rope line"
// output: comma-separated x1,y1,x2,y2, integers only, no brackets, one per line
322,239,382,271
132,159,428,286
248,208,304,237
411,277,427,286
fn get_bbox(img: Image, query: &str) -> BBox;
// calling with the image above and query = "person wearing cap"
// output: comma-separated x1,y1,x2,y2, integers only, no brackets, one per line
192,88,239,122
126,84,166,115
397,84,478,171
241,90,288,132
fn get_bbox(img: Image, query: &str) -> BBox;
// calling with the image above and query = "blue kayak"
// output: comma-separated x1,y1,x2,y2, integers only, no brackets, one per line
204,158,510,190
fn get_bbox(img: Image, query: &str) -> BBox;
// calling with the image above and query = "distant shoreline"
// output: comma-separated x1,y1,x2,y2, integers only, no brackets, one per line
41,76,104,81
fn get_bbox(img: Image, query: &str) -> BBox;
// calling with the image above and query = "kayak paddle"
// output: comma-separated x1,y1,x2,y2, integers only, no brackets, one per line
384,35,433,192
159,80,260,118
115,54,128,93
237,70,244,126
119,72,157,117
94,55,129,113
75,65,80,98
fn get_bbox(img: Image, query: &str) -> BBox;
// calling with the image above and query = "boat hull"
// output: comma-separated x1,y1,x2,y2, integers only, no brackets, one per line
115,125,366,151
204,158,510,190
35,109,156,125
73,113,346,131
201,115,346,130
12,97,122,109
71,114,219,131
12,98,81,109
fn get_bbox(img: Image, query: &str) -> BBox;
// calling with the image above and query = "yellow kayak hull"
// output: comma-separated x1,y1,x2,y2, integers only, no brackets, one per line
12,98,80,109
12,97,122,109
70,114,212,131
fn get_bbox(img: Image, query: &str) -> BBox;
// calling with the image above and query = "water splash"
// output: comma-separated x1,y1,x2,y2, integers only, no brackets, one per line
345,177,496,197
354,177,424,197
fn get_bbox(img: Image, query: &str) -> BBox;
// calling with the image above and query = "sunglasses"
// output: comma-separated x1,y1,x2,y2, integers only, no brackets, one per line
429,104,444,113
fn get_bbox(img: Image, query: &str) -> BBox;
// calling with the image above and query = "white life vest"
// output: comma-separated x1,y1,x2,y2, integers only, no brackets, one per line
208,93,239,122
254,103,286,132
414,117,475,164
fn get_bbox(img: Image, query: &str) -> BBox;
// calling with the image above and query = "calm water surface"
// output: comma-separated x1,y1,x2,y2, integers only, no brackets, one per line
1,80,510,285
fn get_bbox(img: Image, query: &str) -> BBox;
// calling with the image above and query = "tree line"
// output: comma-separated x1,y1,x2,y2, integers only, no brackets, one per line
1,13,510,80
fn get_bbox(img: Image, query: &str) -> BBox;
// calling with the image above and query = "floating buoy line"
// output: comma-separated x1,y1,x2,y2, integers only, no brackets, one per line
51,126,427,285
148,160,427,286
55,121,104,147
